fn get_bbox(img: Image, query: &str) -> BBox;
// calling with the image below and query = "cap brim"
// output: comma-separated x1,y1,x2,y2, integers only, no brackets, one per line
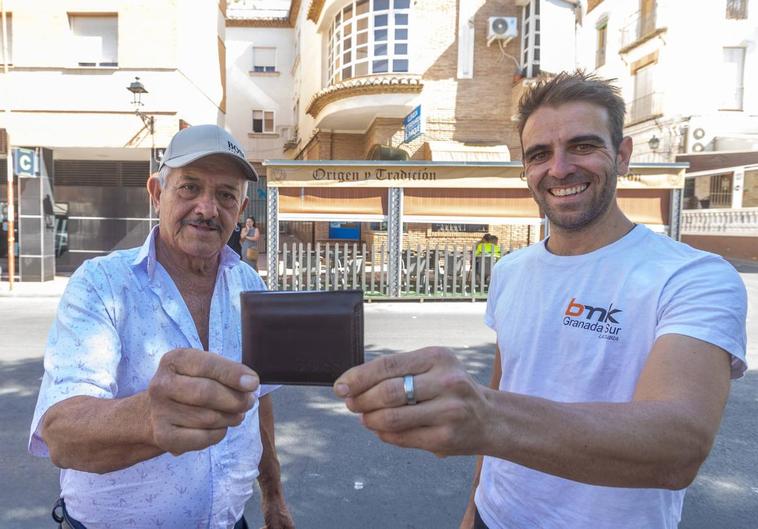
161,151,259,181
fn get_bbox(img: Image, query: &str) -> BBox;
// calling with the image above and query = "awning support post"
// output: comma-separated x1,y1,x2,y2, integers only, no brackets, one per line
387,187,403,297
267,186,279,289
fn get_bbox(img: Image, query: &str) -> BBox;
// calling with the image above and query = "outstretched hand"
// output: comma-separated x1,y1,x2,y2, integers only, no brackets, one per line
333,347,492,457
147,348,259,455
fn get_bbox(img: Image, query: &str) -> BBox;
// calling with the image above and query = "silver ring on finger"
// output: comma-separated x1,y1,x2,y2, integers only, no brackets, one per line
403,374,417,405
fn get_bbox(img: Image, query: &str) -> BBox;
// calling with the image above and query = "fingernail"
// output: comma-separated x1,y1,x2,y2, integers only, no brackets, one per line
334,383,350,397
240,374,258,391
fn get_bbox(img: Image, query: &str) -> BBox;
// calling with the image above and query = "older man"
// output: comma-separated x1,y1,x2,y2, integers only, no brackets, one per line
30,125,294,529
334,72,747,529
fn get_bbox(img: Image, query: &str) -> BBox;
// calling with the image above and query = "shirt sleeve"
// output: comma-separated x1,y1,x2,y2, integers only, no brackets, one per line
28,262,122,457
484,260,504,330
656,255,748,379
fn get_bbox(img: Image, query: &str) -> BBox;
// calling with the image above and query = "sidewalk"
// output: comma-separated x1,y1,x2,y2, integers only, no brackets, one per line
0,275,70,298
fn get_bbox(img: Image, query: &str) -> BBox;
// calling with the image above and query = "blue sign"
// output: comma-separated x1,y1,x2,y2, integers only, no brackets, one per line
403,105,423,143
13,147,38,178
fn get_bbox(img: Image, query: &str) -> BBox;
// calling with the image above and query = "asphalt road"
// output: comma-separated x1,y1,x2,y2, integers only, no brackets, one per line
0,270,756,528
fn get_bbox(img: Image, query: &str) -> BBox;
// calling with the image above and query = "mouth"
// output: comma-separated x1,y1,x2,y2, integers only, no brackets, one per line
548,183,589,198
182,220,221,233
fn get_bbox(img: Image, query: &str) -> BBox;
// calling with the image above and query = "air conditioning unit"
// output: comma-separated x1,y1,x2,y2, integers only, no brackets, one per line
487,16,518,47
686,121,715,153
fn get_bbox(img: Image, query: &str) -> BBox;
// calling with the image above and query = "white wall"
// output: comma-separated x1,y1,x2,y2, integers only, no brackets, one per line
225,25,295,162
575,0,758,159
0,0,226,152
539,0,576,75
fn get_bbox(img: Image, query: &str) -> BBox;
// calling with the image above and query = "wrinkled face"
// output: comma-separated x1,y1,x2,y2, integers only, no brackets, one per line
521,101,630,231
150,156,247,260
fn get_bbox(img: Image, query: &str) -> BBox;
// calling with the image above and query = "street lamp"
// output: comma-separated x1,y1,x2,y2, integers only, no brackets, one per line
126,76,158,229
648,135,661,151
126,76,154,135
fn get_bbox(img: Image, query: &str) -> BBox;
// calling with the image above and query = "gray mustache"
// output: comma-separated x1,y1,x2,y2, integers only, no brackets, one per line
181,218,222,231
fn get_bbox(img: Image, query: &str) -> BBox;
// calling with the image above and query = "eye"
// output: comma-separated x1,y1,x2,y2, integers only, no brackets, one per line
179,183,199,192
527,151,548,164
573,143,597,153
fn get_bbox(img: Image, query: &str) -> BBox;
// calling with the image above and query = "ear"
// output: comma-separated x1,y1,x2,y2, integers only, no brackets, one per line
238,197,249,219
147,173,163,212
615,136,634,176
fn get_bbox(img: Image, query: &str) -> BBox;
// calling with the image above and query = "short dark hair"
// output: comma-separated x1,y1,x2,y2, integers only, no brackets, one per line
517,71,626,151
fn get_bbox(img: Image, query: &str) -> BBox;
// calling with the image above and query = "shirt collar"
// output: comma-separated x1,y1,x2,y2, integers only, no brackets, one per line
131,225,240,280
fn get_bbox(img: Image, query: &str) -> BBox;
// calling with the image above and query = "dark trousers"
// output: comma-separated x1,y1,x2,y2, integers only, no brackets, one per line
474,507,490,529
53,498,248,529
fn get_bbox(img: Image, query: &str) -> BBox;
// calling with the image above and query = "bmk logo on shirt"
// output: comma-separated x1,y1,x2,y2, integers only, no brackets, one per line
562,297,623,341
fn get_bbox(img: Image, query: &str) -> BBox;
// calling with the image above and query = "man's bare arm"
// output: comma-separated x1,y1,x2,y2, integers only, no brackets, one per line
337,334,731,490
41,348,258,474
41,393,162,474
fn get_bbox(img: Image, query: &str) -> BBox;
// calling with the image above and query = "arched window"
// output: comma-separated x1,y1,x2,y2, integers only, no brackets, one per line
328,0,411,86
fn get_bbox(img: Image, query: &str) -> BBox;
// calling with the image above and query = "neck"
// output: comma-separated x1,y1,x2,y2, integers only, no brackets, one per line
546,203,635,256
155,234,219,286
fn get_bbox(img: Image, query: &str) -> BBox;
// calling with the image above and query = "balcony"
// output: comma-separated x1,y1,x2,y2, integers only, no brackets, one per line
305,74,423,130
681,207,758,236
625,92,663,125
619,2,665,52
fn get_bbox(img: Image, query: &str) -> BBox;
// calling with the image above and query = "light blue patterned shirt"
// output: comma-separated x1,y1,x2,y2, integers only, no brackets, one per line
29,226,271,529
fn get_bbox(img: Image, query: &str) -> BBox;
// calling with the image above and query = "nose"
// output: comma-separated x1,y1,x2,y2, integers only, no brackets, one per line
193,190,220,219
546,150,574,180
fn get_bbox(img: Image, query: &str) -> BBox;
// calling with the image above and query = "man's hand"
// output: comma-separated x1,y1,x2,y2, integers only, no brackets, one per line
260,495,296,529
333,346,491,457
147,348,259,455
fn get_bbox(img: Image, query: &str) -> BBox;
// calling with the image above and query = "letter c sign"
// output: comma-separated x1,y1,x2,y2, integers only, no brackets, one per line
13,148,38,178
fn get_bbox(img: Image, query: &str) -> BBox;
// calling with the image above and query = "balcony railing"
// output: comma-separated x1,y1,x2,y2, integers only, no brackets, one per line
625,92,663,124
620,2,658,49
681,207,758,236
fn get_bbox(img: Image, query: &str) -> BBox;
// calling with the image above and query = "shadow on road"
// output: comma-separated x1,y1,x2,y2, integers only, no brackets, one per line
0,357,61,528
244,343,495,529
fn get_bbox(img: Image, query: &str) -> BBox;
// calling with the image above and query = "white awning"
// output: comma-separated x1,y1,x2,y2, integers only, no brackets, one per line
425,141,511,162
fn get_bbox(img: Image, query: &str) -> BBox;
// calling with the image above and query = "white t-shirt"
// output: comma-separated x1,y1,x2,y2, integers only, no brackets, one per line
475,225,747,529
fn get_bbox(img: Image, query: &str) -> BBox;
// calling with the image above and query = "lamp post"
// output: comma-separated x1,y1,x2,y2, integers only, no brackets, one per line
126,76,157,229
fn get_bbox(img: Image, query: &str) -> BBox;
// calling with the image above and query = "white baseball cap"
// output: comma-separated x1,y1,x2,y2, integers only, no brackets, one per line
159,124,259,181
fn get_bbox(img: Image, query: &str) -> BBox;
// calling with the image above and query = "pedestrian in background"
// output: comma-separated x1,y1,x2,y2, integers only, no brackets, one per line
241,215,260,271
334,71,747,529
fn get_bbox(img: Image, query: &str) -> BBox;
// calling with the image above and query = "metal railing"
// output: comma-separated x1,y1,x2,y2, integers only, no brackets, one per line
276,241,513,299
726,0,748,19
620,2,658,49
681,207,758,236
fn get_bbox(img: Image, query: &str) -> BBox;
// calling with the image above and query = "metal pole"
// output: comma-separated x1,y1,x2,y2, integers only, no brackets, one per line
670,188,682,241
266,186,279,290
387,187,403,298
2,1,14,289
148,116,155,231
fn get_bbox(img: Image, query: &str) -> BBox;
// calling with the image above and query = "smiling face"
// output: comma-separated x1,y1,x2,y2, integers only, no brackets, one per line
149,155,248,262
521,101,632,232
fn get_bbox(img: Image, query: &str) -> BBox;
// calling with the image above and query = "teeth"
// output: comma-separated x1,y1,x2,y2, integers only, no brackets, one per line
551,184,588,197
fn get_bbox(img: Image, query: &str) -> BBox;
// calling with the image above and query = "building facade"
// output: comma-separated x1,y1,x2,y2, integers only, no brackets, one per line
576,0,758,259
226,0,544,253
1,0,229,275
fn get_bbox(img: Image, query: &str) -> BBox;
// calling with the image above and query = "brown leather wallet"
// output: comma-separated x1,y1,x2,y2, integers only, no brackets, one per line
241,290,364,385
